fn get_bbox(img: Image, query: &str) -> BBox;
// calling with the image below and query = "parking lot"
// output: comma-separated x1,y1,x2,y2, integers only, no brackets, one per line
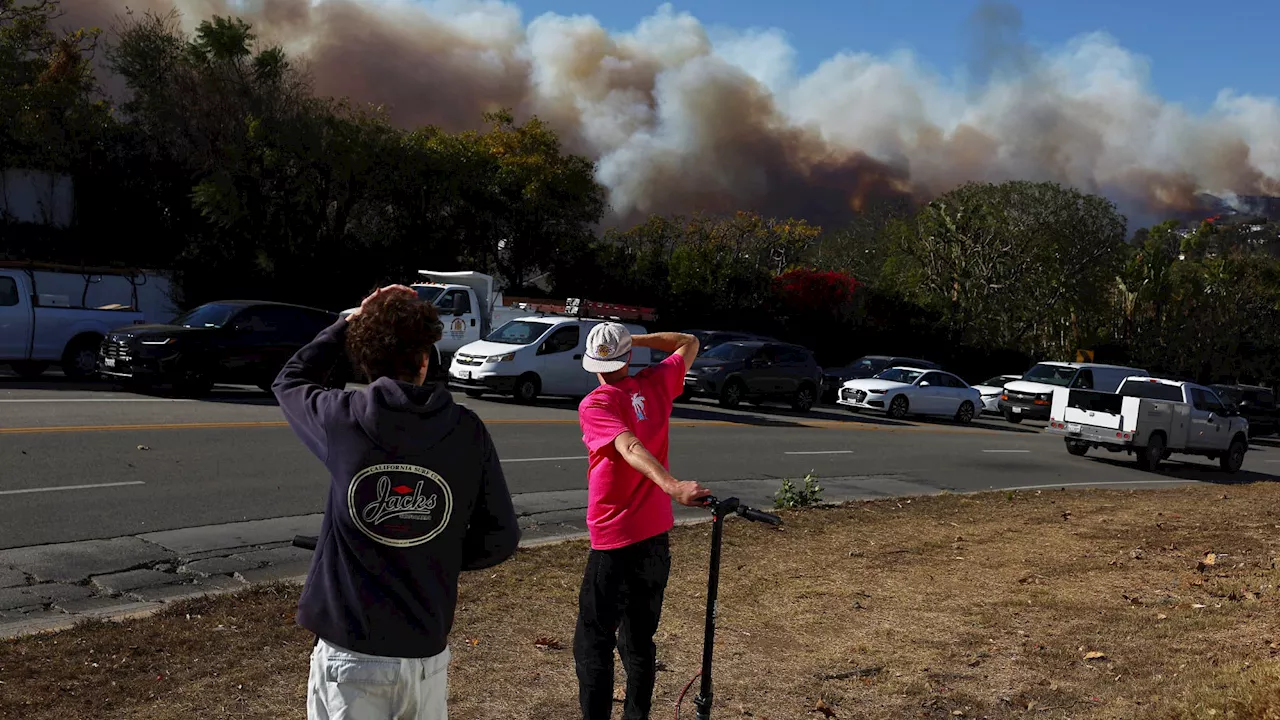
3,373,1275,551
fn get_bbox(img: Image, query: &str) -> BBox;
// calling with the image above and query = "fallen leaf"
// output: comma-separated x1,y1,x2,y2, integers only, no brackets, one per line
1192,604,1207,609
1084,651,1107,661
533,637,562,651
1198,553,1218,571
1157,614,1168,620
137,445,150,451
1131,549,1145,560
813,699,838,717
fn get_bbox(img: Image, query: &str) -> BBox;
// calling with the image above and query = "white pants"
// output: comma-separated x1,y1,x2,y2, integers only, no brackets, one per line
308,638,450,720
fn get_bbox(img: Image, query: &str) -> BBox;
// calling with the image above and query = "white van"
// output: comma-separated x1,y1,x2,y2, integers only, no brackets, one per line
448,316,650,404
998,361,1149,423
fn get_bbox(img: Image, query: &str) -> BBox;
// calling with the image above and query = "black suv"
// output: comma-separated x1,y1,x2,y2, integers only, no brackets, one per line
98,300,340,395
683,340,823,412
821,355,940,403
1211,383,1279,438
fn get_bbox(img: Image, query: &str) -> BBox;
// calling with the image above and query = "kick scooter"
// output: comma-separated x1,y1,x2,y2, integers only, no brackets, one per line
676,496,783,720
292,495,783,720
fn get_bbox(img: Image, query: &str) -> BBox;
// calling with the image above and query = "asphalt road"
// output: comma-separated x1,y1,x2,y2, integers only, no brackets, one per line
3,373,1278,550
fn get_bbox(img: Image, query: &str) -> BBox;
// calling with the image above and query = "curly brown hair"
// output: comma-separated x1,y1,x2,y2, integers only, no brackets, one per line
345,292,443,383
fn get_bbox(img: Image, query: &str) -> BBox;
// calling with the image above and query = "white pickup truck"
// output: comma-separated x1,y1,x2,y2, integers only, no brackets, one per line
1046,376,1250,473
0,264,173,379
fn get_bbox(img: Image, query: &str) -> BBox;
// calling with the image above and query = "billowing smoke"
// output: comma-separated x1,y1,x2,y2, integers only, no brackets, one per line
56,0,1280,228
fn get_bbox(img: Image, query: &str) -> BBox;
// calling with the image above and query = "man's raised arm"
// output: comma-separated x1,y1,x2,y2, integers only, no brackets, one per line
630,332,700,373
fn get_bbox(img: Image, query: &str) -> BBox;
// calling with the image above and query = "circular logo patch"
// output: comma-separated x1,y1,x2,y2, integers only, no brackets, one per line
347,464,453,547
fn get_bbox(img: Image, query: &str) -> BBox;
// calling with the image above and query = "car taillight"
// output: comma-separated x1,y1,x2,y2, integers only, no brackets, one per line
1001,394,1009,401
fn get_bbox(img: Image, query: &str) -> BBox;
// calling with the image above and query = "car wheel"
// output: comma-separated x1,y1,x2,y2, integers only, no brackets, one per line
465,389,485,399
61,335,102,381
1220,436,1247,473
954,400,975,425
887,395,910,419
1137,433,1165,472
9,361,49,379
791,384,817,413
1065,439,1089,456
719,380,745,409
1002,408,1022,424
513,374,540,404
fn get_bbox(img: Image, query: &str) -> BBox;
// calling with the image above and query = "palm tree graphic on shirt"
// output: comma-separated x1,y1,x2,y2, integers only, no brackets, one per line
631,392,648,421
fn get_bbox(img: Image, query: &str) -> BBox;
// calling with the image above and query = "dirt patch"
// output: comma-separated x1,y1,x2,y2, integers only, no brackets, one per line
5,484,1280,719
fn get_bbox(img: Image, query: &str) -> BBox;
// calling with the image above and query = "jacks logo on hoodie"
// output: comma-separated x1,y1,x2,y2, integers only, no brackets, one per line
348,464,454,547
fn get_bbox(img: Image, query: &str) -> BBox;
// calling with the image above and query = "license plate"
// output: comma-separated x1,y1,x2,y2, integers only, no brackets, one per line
103,358,116,368
1067,423,1081,434
1012,407,1022,414
456,370,470,380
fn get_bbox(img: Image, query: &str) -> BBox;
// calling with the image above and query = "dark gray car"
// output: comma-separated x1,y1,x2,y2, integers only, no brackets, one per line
683,341,823,412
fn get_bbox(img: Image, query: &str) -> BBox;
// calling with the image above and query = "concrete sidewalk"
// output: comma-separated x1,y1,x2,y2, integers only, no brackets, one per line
0,474,940,639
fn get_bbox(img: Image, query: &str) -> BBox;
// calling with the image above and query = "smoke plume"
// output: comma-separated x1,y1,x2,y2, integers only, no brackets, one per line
56,0,1280,228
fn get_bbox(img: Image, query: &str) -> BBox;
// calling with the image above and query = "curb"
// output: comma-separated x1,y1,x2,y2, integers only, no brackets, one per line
0,513,726,640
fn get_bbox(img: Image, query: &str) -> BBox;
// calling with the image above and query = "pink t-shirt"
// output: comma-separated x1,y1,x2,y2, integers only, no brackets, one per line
578,354,686,550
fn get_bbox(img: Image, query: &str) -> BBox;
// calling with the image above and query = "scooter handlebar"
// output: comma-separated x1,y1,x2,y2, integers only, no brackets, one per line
702,496,783,526
738,507,783,525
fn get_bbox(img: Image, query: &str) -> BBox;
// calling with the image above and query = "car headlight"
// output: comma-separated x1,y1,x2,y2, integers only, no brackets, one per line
139,338,176,346
867,388,887,394
486,353,515,363
1036,392,1053,402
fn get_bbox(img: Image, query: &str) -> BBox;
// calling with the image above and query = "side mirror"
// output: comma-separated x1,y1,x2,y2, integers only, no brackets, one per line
1208,412,1217,422
451,293,467,317
919,381,931,387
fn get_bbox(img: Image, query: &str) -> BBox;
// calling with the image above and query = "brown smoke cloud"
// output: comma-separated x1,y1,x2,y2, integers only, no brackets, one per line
55,0,1280,228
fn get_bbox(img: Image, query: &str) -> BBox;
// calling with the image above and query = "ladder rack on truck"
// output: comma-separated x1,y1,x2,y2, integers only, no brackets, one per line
0,260,150,310
504,297,657,323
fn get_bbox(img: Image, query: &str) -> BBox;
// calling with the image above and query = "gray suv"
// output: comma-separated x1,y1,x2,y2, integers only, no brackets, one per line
683,341,823,412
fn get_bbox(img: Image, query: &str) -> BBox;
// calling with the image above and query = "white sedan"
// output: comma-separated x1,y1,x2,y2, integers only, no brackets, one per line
972,374,1022,414
837,367,983,423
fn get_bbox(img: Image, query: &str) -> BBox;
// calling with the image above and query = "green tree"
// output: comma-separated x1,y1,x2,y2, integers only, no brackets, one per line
889,180,1128,359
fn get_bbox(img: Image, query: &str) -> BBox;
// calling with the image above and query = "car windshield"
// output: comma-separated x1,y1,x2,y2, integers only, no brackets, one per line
1022,364,1077,387
413,286,445,305
1119,380,1184,402
1212,386,1243,405
171,303,239,329
848,357,887,372
875,368,924,384
485,320,549,345
701,343,756,361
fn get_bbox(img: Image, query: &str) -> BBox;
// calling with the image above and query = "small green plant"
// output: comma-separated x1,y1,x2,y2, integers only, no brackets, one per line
774,471,824,509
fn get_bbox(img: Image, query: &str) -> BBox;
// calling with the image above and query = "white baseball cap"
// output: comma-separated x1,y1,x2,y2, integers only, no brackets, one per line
583,322,632,373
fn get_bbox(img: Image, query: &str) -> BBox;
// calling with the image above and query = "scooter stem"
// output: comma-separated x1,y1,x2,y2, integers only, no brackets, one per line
693,498,736,719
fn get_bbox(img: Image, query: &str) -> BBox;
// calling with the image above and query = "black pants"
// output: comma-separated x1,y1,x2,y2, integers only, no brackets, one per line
574,533,672,720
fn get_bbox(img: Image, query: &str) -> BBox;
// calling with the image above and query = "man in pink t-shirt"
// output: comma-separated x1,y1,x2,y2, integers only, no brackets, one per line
575,322,709,720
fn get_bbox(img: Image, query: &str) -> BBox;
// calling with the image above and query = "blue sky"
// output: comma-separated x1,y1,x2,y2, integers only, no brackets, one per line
515,0,1277,112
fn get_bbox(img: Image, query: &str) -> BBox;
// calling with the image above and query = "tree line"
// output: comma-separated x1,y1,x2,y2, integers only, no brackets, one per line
4,1,1280,385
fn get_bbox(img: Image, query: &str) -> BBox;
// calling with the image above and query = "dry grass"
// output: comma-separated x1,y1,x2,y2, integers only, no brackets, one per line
6,484,1280,719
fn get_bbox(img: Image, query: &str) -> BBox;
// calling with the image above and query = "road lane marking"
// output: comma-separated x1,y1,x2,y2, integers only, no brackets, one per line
0,421,291,435
502,456,587,463
0,417,1027,437
0,398,196,403
0,481,145,496
982,449,1030,453
998,480,1197,491
784,450,853,455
